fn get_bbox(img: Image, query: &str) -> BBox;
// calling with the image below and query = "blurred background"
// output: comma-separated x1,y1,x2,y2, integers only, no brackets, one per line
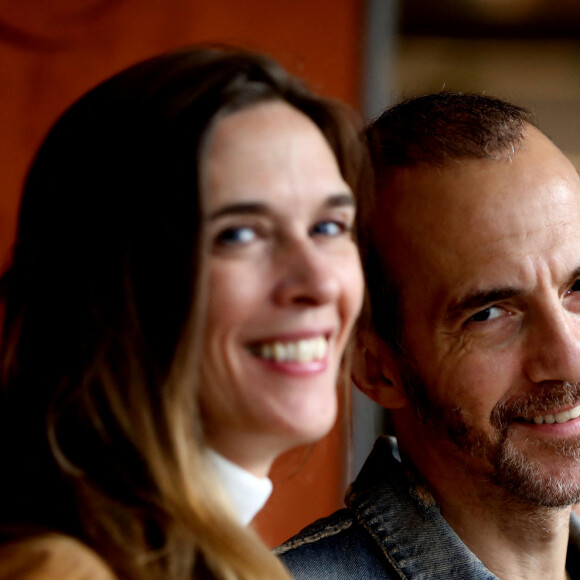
0,0,578,548
390,0,580,166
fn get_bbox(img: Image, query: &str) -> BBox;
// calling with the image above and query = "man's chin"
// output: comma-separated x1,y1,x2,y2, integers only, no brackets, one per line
492,438,580,508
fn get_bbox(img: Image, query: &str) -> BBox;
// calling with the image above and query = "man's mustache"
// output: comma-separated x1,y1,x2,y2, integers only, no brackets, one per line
491,382,580,431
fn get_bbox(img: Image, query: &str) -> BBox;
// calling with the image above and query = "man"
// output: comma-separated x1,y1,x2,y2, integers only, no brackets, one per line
276,93,580,579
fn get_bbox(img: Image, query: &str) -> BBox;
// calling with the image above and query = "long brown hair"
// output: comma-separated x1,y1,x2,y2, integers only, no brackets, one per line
0,46,369,579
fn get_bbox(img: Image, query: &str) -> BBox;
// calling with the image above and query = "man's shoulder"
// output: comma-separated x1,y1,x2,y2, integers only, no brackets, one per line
275,508,399,580
275,508,355,555
275,436,502,580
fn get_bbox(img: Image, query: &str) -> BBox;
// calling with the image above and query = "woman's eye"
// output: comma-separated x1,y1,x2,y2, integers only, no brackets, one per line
215,226,256,246
468,306,503,323
568,280,580,294
310,220,351,237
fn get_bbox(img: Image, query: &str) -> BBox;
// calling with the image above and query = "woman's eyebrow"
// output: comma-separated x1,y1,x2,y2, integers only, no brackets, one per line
326,192,356,209
208,192,355,220
208,202,269,220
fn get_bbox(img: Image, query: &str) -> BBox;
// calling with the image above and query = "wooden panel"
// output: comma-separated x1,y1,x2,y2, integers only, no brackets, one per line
0,0,364,548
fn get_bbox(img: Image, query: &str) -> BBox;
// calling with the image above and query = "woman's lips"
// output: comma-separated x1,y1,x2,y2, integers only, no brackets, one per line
247,335,328,363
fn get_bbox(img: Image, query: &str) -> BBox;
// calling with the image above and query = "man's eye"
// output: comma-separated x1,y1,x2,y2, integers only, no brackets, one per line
564,279,580,314
310,221,350,237
216,226,256,245
469,306,503,323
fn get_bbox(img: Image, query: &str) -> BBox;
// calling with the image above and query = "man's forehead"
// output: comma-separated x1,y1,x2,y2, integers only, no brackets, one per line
371,129,580,314
375,130,580,234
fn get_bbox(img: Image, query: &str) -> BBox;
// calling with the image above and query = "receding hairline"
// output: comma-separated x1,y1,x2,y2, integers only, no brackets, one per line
360,92,537,353
366,92,536,178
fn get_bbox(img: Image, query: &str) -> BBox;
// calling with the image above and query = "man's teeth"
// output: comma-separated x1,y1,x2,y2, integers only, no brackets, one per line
526,404,580,425
251,337,328,363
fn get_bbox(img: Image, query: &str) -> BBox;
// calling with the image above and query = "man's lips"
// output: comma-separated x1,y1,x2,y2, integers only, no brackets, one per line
518,402,580,425
491,382,580,429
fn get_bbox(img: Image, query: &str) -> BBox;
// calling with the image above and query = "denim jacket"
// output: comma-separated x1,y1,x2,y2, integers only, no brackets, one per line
276,436,580,579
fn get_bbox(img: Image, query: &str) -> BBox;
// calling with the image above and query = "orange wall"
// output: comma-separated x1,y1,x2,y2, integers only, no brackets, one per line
0,0,365,547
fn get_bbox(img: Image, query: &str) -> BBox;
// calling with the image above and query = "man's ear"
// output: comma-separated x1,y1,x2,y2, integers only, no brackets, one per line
352,329,409,410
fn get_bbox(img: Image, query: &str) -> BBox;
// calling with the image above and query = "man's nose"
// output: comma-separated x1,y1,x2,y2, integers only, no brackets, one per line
524,304,580,385
272,240,340,307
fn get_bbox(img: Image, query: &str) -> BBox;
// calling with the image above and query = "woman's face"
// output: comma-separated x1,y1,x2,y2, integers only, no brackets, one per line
199,100,364,477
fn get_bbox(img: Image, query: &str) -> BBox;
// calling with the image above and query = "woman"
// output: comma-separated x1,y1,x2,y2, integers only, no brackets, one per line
0,46,368,579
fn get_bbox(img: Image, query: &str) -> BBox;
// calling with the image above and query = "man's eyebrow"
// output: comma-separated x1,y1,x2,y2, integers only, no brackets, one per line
444,265,580,324
445,288,521,324
566,266,580,288
208,192,355,220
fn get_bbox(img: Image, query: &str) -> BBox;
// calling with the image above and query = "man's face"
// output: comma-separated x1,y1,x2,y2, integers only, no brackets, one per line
377,127,580,506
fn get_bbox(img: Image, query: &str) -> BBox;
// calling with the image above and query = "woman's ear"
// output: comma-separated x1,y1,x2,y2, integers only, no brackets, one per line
352,329,408,410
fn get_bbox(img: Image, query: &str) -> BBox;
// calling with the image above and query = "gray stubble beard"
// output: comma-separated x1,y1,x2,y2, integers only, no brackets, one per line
399,352,580,508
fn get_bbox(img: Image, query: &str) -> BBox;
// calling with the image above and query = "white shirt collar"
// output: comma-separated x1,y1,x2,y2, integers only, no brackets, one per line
206,448,273,526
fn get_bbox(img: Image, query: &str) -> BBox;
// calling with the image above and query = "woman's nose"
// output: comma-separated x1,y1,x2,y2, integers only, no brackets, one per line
273,241,341,307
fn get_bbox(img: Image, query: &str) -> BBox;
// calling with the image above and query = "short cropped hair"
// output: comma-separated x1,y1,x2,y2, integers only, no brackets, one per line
363,92,534,351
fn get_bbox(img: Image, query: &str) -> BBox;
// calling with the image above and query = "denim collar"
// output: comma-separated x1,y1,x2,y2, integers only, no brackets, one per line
346,436,580,580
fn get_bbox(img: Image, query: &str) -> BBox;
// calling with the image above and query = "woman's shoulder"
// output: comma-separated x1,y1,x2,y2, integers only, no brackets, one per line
0,533,117,580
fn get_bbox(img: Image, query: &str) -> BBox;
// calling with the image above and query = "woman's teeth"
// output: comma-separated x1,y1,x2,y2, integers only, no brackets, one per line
250,336,328,363
524,404,580,425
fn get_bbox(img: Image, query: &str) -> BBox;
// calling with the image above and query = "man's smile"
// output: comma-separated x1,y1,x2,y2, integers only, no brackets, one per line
519,402,580,425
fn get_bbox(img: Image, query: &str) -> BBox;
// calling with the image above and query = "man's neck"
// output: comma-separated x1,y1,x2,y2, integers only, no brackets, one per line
438,487,571,580
406,449,573,580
